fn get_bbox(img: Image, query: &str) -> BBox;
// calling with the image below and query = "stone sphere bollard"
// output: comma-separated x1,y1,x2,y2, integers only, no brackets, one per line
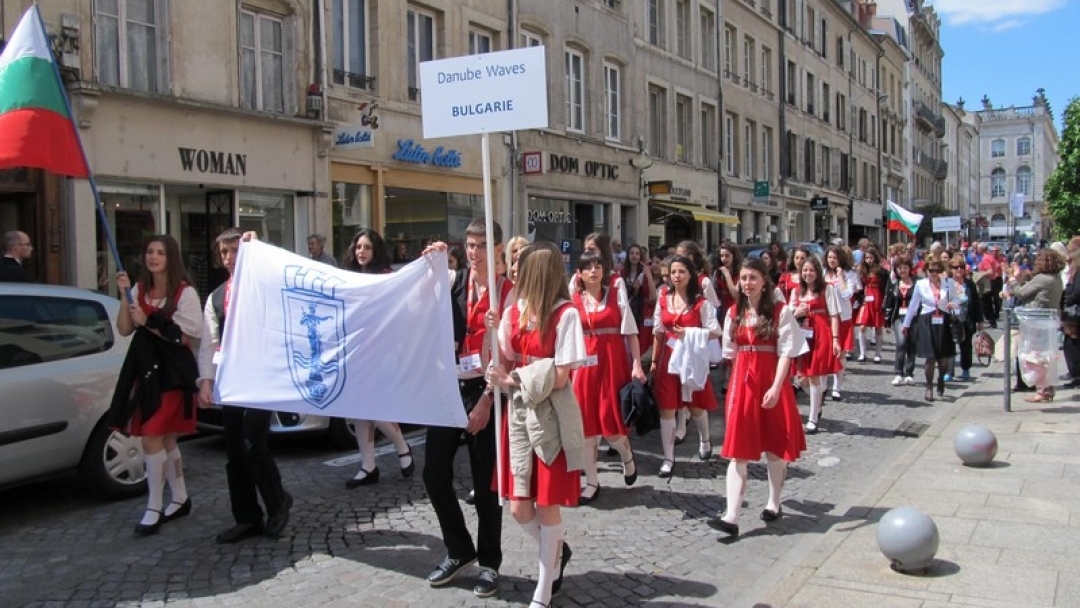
953,424,998,466
876,506,940,573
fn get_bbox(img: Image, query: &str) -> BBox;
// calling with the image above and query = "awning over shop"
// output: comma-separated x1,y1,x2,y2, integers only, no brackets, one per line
650,200,740,225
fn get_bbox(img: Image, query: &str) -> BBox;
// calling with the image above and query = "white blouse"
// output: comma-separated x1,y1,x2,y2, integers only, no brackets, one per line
721,304,807,360
825,269,860,321
700,275,721,308
651,293,721,336
576,283,639,335
498,299,587,368
902,277,961,328
788,284,842,317
130,284,202,341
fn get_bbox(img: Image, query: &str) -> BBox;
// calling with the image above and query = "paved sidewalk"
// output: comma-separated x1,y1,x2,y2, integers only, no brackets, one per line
759,370,1080,608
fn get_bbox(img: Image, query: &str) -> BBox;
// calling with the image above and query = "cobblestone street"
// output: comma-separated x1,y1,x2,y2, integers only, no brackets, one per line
0,341,987,607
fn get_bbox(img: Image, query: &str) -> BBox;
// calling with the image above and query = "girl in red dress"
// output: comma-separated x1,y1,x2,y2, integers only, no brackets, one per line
673,241,720,443
342,229,415,488
713,243,742,394
709,258,807,538
113,235,201,536
650,255,721,478
855,248,890,362
488,241,587,608
790,256,842,434
572,252,647,504
824,245,859,400
621,244,657,358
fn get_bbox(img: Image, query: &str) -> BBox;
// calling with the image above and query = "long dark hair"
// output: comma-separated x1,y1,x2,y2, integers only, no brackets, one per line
583,231,615,276
733,257,777,339
137,234,192,317
346,228,391,273
798,255,828,296
574,250,608,294
677,240,711,276
669,255,702,302
859,247,883,278
621,243,647,281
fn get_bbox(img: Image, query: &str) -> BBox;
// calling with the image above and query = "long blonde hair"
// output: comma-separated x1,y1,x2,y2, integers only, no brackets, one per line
514,241,570,337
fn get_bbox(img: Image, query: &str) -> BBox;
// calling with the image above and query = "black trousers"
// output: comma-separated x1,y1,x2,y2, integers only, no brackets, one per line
222,405,287,525
1065,335,1080,378
957,326,974,372
982,278,1003,323
422,379,502,571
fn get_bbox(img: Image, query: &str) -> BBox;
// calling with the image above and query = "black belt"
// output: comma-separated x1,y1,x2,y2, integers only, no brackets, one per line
459,377,486,390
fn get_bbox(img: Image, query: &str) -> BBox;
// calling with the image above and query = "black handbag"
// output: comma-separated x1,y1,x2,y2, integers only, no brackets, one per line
619,378,659,436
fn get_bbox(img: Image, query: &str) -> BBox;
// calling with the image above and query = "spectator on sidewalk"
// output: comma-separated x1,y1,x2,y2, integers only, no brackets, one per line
307,234,338,267
0,230,32,282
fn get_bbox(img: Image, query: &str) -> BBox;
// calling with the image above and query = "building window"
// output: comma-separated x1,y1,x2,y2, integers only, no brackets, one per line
1017,137,1031,156
1016,166,1032,196
603,62,621,141
407,7,436,101
675,95,691,162
95,0,165,93
647,0,665,47
762,126,773,182
744,120,757,179
675,0,691,59
991,168,1006,198
836,94,846,131
332,0,369,88
564,49,584,132
743,36,755,89
822,145,831,186
822,82,830,123
701,103,716,168
520,30,542,47
700,7,716,71
805,73,815,115
785,61,797,106
991,138,1005,158
725,113,737,176
760,46,772,96
240,10,285,113
820,18,828,58
468,29,493,54
648,85,667,158
858,107,867,142
785,131,798,180
724,26,735,77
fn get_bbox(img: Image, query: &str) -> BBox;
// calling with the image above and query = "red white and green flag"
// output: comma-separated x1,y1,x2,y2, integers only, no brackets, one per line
887,200,923,236
0,7,89,178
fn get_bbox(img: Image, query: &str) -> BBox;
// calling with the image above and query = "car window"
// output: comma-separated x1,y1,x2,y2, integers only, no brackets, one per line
0,296,115,370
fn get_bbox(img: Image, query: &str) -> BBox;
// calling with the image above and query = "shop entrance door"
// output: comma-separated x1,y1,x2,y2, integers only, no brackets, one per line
167,188,233,301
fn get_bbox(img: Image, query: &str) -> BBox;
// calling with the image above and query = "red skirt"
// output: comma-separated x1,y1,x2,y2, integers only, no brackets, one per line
838,318,855,352
493,408,580,507
572,335,631,437
652,336,719,412
796,315,842,378
126,389,197,437
722,350,806,462
856,289,886,328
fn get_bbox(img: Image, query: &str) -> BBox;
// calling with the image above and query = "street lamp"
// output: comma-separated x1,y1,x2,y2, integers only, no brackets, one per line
630,137,653,248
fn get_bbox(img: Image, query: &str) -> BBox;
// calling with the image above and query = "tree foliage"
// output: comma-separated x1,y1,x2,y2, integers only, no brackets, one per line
914,202,956,243
1047,97,1080,239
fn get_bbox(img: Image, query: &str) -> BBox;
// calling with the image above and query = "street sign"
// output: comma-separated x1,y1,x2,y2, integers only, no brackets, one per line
419,46,549,139
810,196,829,211
560,239,571,254
753,180,770,199
932,215,962,233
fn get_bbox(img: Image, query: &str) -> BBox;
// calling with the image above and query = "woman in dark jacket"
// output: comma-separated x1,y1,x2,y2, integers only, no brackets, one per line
947,254,984,382
883,257,917,385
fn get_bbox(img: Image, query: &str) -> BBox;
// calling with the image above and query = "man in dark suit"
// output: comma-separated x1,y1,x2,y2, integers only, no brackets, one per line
0,231,32,282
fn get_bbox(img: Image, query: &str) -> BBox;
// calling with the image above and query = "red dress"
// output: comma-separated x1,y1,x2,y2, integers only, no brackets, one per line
793,291,841,377
572,287,631,437
496,303,581,507
652,293,720,411
825,274,855,352
856,272,885,329
778,272,800,302
722,303,807,462
126,284,198,437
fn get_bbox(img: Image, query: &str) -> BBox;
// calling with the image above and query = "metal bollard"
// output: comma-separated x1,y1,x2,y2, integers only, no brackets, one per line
1002,303,1011,413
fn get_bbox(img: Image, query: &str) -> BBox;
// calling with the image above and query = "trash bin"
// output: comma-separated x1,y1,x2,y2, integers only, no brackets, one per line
1015,308,1060,389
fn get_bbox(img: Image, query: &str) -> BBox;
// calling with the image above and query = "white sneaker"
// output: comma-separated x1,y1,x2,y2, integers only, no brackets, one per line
873,356,882,363
857,355,867,362
891,375,903,386
903,376,916,385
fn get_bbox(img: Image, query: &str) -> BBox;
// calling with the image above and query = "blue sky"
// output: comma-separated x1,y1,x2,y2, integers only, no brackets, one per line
935,0,1078,132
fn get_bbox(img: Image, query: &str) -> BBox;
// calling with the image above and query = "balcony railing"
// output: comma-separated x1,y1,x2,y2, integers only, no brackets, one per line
332,69,375,90
914,101,945,137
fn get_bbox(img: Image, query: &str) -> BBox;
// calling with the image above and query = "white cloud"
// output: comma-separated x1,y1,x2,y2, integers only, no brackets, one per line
932,0,1066,26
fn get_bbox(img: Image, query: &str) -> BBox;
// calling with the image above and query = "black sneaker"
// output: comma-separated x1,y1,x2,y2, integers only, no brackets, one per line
427,556,476,587
473,567,498,598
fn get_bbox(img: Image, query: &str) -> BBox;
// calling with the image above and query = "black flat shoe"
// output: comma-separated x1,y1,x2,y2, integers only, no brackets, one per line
623,455,638,486
578,484,600,506
265,492,293,537
398,447,415,478
161,498,191,523
761,507,783,522
551,541,572,595
215,522,264,544
345,466,380,488
657,459,674,479
706,516,739,538
134,509,163,536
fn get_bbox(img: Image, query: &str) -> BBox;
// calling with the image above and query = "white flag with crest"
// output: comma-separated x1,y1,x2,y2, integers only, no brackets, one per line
1010,192,1025,218
213,239,467,428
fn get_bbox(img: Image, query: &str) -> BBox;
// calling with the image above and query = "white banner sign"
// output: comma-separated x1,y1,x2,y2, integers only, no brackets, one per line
214,240,467,429
1010,192,1026,218
419,46,549,139
932,215,962,233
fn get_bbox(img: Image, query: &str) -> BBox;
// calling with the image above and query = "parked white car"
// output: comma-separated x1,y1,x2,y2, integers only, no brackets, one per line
0,284,145,498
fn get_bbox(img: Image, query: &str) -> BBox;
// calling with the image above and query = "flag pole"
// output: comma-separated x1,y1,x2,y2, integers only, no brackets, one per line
480,131,505,506
31,4,127,298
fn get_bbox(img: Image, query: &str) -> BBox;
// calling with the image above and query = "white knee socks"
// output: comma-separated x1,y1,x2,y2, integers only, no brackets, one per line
141,450,167,526
692,411,710,449
583,436,600,487
533,523,563,605
724,460,748,523
675,406,688,439
857,327,868,358
875,331,883,359
163,448,187,515
808,382,822,424
518,515,541,542
765,455,788,513
659,418,676,462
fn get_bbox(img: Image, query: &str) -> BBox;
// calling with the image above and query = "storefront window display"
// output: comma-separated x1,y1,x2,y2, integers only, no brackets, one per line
383,187,482,265
239,191,296,249
96,182,162,293
332,181,373,264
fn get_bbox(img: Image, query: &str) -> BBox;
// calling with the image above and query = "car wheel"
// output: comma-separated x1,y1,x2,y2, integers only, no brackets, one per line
79,422,147,500
327,417,357,450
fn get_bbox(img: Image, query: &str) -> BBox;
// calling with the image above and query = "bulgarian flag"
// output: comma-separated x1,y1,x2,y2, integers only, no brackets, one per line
887,200,923,236
0,7,89,178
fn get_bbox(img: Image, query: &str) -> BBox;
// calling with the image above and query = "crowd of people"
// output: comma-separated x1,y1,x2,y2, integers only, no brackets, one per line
97,224,1080,607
